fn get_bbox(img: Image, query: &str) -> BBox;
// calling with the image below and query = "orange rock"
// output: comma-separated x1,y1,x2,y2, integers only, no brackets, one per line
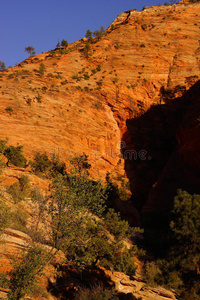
0,2,199,184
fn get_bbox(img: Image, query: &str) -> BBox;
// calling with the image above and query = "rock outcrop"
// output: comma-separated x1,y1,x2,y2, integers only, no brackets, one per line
84,266,177,300
0,228,65,300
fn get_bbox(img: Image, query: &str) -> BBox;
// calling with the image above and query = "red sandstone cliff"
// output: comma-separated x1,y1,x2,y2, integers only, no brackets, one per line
0,1,199,183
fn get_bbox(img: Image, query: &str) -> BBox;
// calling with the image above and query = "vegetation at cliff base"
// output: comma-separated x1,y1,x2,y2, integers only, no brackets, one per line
0,149,143,299
48,154,140,274
145,190,200,299
7,245,50,300
0,143,199,298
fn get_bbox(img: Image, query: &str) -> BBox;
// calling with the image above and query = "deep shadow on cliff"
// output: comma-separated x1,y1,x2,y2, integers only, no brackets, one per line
122,80,200,235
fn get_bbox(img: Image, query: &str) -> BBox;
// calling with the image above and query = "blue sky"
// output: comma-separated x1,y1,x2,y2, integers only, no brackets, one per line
0,0,168,67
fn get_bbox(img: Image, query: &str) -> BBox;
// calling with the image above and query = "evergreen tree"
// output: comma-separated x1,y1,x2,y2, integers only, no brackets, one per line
85,29,93,41
61,39,68,47
24,46,36,57
0,61,6,71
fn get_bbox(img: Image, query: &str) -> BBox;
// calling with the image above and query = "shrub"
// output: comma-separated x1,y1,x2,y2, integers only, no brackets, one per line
91,69,96,75
110,24,115,31
72,74,82,81
27,282,49,298
0,272,9,289
96,64,101,72
7,183,26,204
7,175,29,204
96,80,103,87
145,261,162,286
74,284,118,300
18,175,30,191
141,24,147,30
38,62,45,76
7,245,50,300
50,153,66,176
26,98,31,105
105,209,130,241
93,26,105,40
48,72,54,78
5,106,13,114
61,80,68,85
83,74,90,80
0,138,8,153
30,152,65,177
41,86,47,91
35,92,42,103
0,200,11,234
10,206,29,232
4,145,27,167
114,248,136,276
30,152,52,175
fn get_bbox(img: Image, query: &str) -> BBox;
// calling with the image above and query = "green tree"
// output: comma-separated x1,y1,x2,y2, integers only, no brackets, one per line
38,62,46,76
24,46,36,57
83,42,91,58
49,173,106,269
105,208,133,241
48,155,138,275
85,29,93,41
61,39,68,47
7,175,30,204
93,26,105,40
30,152,52,175
170,190,200,274
0,61,6,71
7,245,50,300
152,190,200,296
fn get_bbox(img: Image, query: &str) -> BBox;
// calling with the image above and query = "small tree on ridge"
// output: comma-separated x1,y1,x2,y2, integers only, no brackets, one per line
24,46,36,57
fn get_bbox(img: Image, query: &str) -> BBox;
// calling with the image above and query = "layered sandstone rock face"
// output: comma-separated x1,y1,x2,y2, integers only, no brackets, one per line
0,1,199,183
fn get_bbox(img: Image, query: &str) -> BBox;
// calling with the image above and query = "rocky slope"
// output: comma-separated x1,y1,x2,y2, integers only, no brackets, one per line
0,227,178,300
